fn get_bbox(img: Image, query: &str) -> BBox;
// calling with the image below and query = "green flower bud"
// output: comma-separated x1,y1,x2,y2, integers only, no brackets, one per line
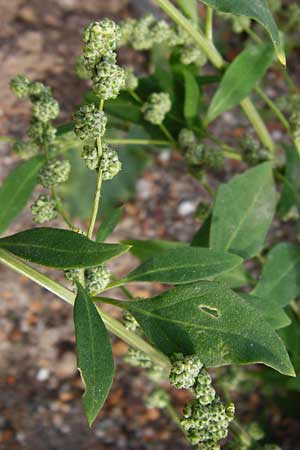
178,128,197,151
169,353,203,389
85,264,111,295
118,18,136,47
64,268,81,283
225,402,235,421
10,74,30,98
92,61,125,100
123,67,139,91
29,81,52,101
203,147,225,170
180,46,207,67
184,143,204,166
131,14,156,50
124,348,152,368
73,104,107,140
31,195,57,224
27,120,57,146
99,144,122,181
81,144,99,170
13,140,39,159
123,312,139,332
151,20,176,45
145,389,170,409
83,19,120,59
142,92,172,125
38,159,71,188
241,136,271,166
247,422,265,441
32,96,59,123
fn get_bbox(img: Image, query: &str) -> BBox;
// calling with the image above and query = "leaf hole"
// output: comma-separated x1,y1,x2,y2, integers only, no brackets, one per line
198,304,220,319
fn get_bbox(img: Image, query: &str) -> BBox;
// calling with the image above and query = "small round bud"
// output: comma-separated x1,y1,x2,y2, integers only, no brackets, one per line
31,195,57,224
203,147,225,170
83,19,120,60
151,20,175,45
38,159,71,188
10,74,30,98
85,264,111,295
184,143,204,166
27,120,57,146
73,104,107,140
81,144,99,170
247,422,265,441
180,46,207,67
178,128,196,151
131,14,156,50
64,269,81,283
145,389,170,409
241,136,271,166
169,353,203,389
32,96,59,123
123,312,139,332
123,67,139,91
29,81,52,101
92,61,125,100
99,144,122,181
225,402,235,421
124,348,152,368
142,92,172,125
13,140,39,159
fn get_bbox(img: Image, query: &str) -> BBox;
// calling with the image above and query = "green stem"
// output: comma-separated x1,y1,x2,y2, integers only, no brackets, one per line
51,187,74,229
0,249,170,369
129,90,143,104
240,98,274,153
107,139,170,147
205,7,214,41
223,150,242,161
153,0,275,151
159,123,177,147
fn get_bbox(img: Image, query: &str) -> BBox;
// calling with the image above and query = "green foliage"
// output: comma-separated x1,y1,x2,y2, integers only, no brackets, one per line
0,228,130,268
74,283,114,426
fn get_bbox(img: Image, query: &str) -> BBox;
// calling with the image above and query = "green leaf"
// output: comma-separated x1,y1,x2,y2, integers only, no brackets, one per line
127,281,294,375
253,243,300,308
123,247,242,284
74,283,114,426
217,264,251,288
239,293,291,330
278,145,300,218
198,0,285,64
123,239,188,261
191,215,212,247
210,163,276,259
0,156,44,235
96,206,123,242
0,227,130,269
206,43,274,123
175,0,199,22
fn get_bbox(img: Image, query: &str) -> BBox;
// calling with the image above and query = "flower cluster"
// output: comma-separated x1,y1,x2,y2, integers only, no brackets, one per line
118,15,207,67
145,389,170,409
123,312,139,332
85,265,111,295
38,159,71,188
169,353,234,449
142,92,172,125
240,136,271,166
31,195,57,224
73,19,122,182
178,128,224,170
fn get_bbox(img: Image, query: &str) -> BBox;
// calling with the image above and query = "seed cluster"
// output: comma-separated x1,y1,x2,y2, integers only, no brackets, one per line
169,353,234,449
85,265,111,295
240,136,271,166
38,159,71,188
142,92,172,125
31,195,57,224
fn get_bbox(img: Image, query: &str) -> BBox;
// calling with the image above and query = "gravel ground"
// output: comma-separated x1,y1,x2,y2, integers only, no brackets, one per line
1,1,300,449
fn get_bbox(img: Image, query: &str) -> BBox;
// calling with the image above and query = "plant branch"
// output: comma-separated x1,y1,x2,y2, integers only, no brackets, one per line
205,7,214,41
0,249,171,369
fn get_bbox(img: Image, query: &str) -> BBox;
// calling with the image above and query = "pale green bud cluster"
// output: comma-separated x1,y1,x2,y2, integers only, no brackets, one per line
10,76,59,149
169,353,203,389
123,312,139,332
73,104,107,140
179,129,224,170
124,348,153,369
83,19,120,60
99,144,122,180
241,136,271,166
31,195,57,224
10,74,31,98
142,92,172,125
178,128,197,149
169,353,234,448
146,389,170,409
247,422,265,441
64,269,81,283
85,265,111,295
13,140,39,160
123,67,139,92
81,145,99,170
180,45,207,67
93,61,125,100
38,159,71,188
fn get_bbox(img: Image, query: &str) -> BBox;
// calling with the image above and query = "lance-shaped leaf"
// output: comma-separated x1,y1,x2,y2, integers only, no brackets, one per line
198,0,285,65
96,206,123,242
0,156,44,235
123,239,188,261
253,243,300,308
206,43,274,123
127,281,294,376
0,227,130,269
122,247,242,284
210,163,276,259
74,283,114,426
